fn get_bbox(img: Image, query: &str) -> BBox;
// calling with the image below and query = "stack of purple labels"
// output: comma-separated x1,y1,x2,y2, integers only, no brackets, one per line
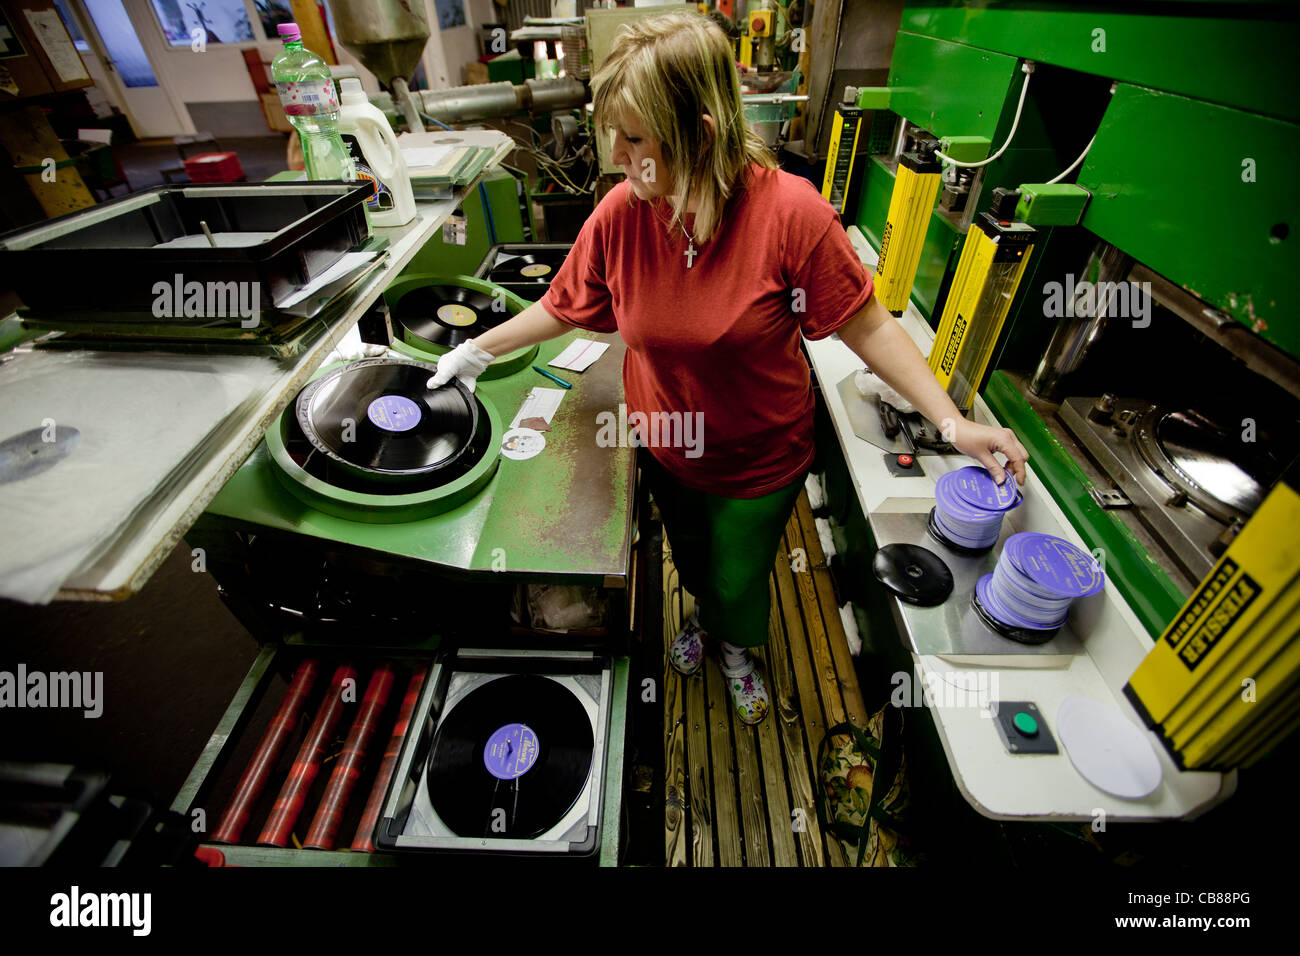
931,466,1022,551
976,532,1106,632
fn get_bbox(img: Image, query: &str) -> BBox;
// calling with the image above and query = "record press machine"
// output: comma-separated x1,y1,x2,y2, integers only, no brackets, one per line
804,2,1298,821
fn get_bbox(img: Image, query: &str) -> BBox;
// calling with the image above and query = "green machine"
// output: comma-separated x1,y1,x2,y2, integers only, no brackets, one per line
833,0,1300,641
178,173,636,861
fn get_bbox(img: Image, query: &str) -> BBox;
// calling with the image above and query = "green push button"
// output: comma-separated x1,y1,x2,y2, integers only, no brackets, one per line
1013,712,1039,736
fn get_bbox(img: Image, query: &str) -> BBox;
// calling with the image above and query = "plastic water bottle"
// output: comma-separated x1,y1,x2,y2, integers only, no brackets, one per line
272,23,356,182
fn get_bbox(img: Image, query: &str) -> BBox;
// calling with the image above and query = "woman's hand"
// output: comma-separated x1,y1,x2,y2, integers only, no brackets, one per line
950,417,1029,487
426,340,494,393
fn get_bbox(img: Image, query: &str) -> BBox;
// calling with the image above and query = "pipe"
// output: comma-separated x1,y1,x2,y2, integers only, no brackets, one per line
417,77,588,126
256,663,357,847
392,77,424,134
211,659,318,845
350,667,427,852
303,664,396,850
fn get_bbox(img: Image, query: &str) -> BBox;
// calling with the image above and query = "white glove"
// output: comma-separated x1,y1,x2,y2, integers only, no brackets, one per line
426,340,495,393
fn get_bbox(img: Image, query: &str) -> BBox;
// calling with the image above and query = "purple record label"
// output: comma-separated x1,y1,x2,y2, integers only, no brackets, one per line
366,394,421,433
1003,533,1105,598
483,722,540,780
977,573,1064,631
949,466,1021,511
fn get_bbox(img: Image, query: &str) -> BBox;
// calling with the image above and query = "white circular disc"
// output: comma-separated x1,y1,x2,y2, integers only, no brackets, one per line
501,427,546,461
1056,695,1163,799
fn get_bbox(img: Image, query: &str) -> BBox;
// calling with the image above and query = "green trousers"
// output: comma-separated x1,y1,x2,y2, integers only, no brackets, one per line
641,449,805,648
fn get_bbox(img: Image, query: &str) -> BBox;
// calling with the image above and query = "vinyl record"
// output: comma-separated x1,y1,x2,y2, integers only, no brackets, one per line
872,543,954,606
426,675,594,839
489,250,568,286
296,358,477,478
392,284,501,348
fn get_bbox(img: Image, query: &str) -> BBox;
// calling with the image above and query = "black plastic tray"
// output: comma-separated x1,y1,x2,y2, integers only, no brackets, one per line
0,181,372,317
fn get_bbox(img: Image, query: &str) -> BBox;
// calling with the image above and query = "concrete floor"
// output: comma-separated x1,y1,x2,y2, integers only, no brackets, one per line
108,134,292,195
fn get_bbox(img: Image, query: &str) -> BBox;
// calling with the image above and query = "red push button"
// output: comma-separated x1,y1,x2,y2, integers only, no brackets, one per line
897,454,914,467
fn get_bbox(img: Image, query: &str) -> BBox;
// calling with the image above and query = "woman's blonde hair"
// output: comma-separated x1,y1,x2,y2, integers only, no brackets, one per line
591,11,776,242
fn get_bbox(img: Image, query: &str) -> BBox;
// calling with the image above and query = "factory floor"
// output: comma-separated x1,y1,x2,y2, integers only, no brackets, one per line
100,134,292,196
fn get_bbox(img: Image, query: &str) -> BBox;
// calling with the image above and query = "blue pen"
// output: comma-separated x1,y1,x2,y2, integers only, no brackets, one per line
533,366,572,389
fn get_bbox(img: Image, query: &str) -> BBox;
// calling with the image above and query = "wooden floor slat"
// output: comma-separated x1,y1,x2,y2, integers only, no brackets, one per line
794,495,869,729
705,662,744,866
763,581,827,867
663,555,689,868
659,489,869,866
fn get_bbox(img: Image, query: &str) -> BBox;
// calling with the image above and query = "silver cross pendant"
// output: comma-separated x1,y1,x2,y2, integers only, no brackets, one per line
684,239,697,268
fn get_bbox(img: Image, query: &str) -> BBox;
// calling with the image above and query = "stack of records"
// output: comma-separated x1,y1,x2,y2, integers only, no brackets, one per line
397,129,512,200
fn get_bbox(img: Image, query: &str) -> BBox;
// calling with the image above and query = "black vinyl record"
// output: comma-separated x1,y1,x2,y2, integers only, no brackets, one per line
296,358,477,477
488,250,567,286
426,674,594,839
872,543,955,606
392,284,501,349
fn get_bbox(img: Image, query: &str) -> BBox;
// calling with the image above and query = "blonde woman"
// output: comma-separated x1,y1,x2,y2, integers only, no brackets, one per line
430,12,1029,725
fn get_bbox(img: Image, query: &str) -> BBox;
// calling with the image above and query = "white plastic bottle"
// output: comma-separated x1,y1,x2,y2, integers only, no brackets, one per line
337,78,416,227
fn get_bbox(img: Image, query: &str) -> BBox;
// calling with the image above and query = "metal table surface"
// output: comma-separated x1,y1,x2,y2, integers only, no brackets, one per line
3,160,508,601
203,331,637,584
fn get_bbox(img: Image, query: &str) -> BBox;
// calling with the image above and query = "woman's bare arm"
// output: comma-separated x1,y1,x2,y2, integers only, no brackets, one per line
835,294,1029,485
472,300,574,356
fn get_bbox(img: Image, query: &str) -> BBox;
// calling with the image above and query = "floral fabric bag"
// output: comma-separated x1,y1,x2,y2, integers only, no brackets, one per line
816,704,915,867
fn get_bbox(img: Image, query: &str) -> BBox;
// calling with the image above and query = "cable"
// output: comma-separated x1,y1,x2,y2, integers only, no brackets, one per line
478,181,498,245
1046,134,1094,184
1044,84,1113,184
418,111,454,131
934,60,1035,169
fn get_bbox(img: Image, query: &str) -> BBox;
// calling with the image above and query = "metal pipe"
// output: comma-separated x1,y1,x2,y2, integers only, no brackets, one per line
351,667,426,852
419,82,524,124
303,664,395,850
524,76,588,114
256,663,356,847
211,659,318,845
391,77,424,134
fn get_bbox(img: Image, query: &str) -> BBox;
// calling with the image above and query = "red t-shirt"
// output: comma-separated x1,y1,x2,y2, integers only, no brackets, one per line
541,164,874,498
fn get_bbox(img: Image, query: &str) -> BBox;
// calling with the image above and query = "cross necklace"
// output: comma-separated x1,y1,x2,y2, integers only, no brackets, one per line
682,224,698,268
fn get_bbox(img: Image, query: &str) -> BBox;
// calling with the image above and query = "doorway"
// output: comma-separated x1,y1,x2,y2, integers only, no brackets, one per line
55,0,193,138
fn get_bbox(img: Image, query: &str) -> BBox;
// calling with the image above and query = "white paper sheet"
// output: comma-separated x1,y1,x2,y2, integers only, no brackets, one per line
399,145,454,170
275,251,378,308
510,387,566,428
24,9,88,84
548,338,609,373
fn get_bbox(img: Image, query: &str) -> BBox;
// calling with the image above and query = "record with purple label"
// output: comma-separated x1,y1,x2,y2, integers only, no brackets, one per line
295,358,478,479
425,674,593,839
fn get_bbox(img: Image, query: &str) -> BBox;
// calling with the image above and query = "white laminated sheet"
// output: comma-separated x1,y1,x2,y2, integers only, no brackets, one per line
0,349,277,603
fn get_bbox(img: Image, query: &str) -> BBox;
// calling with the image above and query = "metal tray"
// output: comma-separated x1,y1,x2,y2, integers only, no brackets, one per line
0,181,372,318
